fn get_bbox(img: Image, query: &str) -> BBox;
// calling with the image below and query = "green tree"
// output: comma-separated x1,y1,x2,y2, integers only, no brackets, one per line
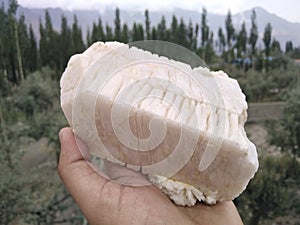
91,18,105,43
178,18,187,47
263,22,272,57
114,8,121,41
201,8,209,60
0,4,6,78
187,20,195,50
268,87,300,160
71,15,85,54
236,155,300,225
132,22,144,41
8,0,24,83
249,10,258,56
271,38,281,54
28,25,37,72
121,23,129,43
17,14,29,78
105,24,113,41
236,22,247,57
39,10,59,70
170,15,178,43
225,10,235,62
145,9,151,40
217,27,225,55
157,16,167,41
59,15,72,70
151,26,157,40
285,40,293,53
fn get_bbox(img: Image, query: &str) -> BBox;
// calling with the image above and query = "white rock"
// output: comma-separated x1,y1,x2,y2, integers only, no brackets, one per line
60,42,259,206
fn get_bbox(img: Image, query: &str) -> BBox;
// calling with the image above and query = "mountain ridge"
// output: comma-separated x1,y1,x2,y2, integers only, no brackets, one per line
1,0,300,48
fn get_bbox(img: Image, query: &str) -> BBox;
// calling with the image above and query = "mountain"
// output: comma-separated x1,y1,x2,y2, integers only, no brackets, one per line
1,0,300,48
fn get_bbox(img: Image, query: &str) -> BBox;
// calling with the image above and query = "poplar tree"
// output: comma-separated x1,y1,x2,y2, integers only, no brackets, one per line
171,15,178,43
60,15,72,69
114,8,121,41
218,27,226,54
236,22,247,57
249,10,258,55
28,25,37,72
121,23,129,43
225,10,235,62
201,7,209,60
157,16,167,40
145,9,151,40
178,18,187,47
71,15,85,54
9,0,24,82
263,23,272,57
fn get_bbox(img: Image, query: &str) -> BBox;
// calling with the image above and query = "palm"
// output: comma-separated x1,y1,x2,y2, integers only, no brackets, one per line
58,127,243,225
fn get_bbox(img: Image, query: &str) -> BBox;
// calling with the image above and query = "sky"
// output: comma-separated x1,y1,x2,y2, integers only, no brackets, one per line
18,0,300,23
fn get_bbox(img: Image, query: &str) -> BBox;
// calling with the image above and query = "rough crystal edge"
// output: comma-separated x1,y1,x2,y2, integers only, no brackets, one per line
148,174,218,206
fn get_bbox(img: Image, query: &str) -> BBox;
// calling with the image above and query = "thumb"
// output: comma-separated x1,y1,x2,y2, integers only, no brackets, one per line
58,127,110,222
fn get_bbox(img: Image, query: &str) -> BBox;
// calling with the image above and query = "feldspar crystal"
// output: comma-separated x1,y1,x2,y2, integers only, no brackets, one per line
60,42,259,206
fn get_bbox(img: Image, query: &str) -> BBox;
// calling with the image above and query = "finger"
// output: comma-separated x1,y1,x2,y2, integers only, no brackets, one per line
58,127,112,223
103,160,152,186
58,127,89,164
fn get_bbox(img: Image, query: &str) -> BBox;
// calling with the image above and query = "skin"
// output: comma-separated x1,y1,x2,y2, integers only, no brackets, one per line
58,127,244,225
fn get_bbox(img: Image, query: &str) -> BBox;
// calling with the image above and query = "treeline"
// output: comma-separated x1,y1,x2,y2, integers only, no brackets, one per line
1,0,300,88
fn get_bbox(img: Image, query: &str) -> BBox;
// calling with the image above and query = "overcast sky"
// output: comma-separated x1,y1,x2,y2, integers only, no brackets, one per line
18,0,300,23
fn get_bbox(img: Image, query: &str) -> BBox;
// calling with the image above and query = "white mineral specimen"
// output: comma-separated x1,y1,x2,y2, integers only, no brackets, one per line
60,41,259,206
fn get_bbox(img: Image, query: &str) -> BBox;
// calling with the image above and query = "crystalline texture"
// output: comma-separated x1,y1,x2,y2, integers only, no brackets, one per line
60,42,259,206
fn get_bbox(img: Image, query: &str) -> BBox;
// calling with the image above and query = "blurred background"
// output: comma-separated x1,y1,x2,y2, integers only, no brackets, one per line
0,0,299,224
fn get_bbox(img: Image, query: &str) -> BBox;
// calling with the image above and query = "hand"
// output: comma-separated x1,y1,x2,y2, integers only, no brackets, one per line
58,127,244,225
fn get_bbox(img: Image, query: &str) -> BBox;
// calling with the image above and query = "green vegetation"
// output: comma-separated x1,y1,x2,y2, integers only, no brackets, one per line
0,0,299,224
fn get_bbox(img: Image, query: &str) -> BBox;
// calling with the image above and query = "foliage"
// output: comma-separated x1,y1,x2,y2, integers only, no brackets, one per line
263,23,272,58
0,68,85,224
1,1,300,224
236,154,300,225
267,86,300,158
249,10,258,56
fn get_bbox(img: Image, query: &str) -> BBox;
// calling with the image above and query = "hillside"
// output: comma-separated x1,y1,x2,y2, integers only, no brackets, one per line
1,0,300,47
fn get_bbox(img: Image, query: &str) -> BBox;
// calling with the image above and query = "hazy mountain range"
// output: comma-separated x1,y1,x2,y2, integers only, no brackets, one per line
2,0,300,48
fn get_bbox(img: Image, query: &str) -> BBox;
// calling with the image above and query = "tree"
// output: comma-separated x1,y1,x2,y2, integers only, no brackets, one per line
0,4,6,78
268,87,300,160
225,10,235,62
170,15,178,43
28,25,37,72
187,20,195,51
39,10,59,70
9,0,24,82
236,154,300,225
145,9,150,40
71,15,85,54
263,22,272,57
271,38,281,54
105,24,113,41
121,23,129,43
157,16,167,41
249,10,258,56
236,22,247,57
132,22,144,41
217,27,225,55
91,18,105,43
59,15,72,70
178,18,187,47
151,26,157,40
114,8,121,41
285,40,293,53
201,8,209,60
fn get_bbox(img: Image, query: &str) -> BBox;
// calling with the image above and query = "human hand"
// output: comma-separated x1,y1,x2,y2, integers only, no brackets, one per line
58,127,244,225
